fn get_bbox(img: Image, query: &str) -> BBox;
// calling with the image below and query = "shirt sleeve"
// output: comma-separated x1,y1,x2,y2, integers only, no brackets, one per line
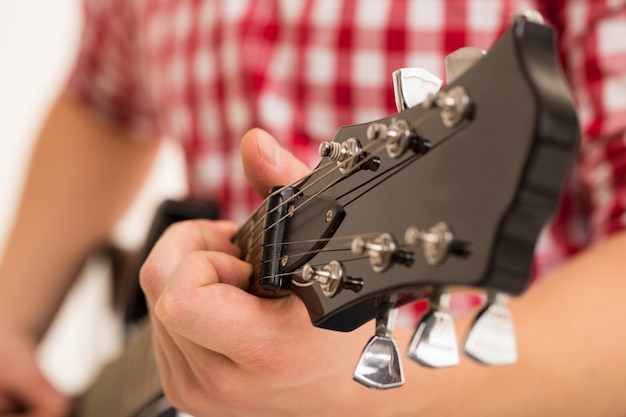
561,2,626,242
66,0,159,138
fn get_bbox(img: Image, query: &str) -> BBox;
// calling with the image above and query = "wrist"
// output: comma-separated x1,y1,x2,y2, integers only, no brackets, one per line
0,311,41,345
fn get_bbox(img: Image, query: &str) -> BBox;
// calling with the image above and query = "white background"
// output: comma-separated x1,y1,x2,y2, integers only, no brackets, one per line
0,0,186,394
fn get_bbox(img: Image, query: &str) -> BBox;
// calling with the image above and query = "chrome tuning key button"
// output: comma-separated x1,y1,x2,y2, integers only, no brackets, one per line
445,47,486,84
354,297,404,390
351,233,413,273
366,118,429,158
423,85,472,128
464,292,518,366
404,222,454,266
392,67,443,111
366,118,412,159
319,138,380,174
407,291,459,368
301,261,362,298
512,10,544,24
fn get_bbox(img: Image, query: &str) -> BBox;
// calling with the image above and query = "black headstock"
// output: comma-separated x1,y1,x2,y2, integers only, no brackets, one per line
234,15,580,388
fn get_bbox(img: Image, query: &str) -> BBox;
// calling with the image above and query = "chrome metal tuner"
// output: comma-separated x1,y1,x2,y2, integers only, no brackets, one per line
422,85,472,128
366,118,429,158
351,233,413,273
445,47,485,84
319,137,380,174
301,260,363,298
353,297,404,390
404,222,454,266
464,292,518,366
407,290,459,368
392,67,443,111
512,10,544,24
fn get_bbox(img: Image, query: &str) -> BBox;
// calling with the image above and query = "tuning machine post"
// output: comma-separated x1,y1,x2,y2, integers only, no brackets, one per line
319,137,380,174
351,233,413,273
422,85,472,128
366,118,430,159
464,291,518,366
512,10,545,25
353,296,404,390
301,260,363,298
407,289,459,368
404,222,456,266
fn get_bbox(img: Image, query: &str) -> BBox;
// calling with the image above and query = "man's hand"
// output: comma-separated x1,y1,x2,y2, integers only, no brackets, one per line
0,325,68,417
140,129,388,416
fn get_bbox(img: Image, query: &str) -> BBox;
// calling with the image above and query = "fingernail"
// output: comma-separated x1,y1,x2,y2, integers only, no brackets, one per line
257,129,284,167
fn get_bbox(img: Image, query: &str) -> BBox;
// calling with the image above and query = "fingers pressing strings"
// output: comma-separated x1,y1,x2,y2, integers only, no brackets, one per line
140,220,240,308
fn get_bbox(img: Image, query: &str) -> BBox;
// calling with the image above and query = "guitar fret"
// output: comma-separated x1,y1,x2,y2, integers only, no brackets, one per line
234,204,266,267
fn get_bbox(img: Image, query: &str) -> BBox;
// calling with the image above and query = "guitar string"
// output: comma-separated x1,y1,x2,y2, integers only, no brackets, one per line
342,119,472,208
231,151,359,247
252,153,417,265
231,159,336,243
263,141,389,232
237,152,415,285
237,119,427,249
235,111,445,285
252,120,473,286
235,101,455,254
232,138,387,249
232,103,444,248
238,155,415,283
335,150,422,208
258,254,372,288
245,133,421,253
233,106,447,282
255,234,377,265
243,137,387,237
258,104,445,229
263,108,466,239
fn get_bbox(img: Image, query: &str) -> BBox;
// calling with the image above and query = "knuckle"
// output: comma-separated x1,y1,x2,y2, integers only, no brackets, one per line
153,286,185,327
138,257,162,297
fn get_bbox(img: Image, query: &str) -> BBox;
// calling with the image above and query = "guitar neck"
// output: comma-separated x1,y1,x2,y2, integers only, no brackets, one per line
231,199,282,297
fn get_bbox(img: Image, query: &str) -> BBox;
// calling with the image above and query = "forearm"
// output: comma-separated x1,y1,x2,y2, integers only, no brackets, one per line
384,230,626,417
0,93,160,341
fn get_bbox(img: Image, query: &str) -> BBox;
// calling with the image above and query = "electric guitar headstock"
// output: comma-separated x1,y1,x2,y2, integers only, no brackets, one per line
234,14,580,389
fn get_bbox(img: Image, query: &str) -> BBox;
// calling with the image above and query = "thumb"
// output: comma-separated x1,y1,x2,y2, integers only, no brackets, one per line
240,128,311,197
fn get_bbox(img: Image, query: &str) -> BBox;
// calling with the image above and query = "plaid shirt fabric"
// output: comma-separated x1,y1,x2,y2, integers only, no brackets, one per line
68,0,626,285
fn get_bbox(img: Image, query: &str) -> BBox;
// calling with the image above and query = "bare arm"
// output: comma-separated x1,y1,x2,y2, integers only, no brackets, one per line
389,231,626,416
0,93,160,340
0,93,159,416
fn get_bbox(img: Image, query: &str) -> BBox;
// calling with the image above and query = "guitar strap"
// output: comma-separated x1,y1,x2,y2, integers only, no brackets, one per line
73,320,166,417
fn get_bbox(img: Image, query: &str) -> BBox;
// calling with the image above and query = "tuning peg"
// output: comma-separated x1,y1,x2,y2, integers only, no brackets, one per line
301,260,363,298
366,118,429,158
392,68,442,111
445,47,486,85
512,10,544,24
353,297,404,389
319,138,380,174
351,233,413,273
464,292,518,366
407,290,459,368
404,222,455,266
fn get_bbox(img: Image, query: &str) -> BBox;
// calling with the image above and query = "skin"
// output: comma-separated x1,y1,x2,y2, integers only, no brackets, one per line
2,104,626,416
140,128,626,417
0,94,160,416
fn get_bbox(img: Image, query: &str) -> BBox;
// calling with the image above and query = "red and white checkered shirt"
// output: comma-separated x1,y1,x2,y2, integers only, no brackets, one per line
68,0,626,288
